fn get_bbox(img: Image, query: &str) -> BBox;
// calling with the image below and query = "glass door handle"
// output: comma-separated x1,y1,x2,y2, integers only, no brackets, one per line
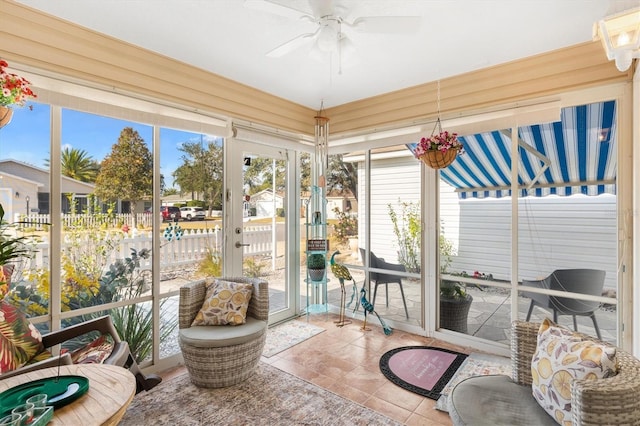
235,241,249,248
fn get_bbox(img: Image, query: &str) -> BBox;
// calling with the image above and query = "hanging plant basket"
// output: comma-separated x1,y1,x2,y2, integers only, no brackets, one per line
419,148,460,169
0,106,13,128
413,116,463,169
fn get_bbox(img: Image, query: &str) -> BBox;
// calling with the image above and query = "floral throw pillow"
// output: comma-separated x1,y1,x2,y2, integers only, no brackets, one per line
191,279,253,326
64,334,114,364
530,318,617,426
0,299,46,374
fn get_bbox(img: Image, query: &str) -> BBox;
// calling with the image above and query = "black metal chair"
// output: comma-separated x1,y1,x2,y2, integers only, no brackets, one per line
521,269,605,339
360,249,409,319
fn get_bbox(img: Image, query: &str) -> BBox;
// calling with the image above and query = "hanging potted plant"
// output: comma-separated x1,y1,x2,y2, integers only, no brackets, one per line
0,59,37,128
413,119,463,169
413,81,463,169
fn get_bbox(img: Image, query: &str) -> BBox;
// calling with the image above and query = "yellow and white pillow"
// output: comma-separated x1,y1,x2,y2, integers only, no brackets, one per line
192,279,253,326
530,318,617,426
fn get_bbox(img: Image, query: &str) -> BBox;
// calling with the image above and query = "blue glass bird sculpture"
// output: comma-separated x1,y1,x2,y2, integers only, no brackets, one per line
329,251,354,327
353,279,393,336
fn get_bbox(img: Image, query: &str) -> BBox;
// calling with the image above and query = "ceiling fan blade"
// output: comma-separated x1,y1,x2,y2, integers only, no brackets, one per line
244,0,311,21
266,30,319,57
348,16,422,34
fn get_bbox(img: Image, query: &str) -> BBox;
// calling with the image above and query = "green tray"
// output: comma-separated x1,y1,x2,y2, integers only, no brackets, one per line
0,375,89,417
30,406,54,426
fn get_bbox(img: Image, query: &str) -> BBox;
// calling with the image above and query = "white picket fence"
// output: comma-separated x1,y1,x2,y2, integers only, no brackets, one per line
23,225,274,272
16,212,159,230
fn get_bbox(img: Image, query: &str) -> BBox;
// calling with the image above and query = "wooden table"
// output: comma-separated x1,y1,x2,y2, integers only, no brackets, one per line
0,364,136,426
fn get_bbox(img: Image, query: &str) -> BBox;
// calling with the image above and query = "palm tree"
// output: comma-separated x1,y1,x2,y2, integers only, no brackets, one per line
44,147,100,182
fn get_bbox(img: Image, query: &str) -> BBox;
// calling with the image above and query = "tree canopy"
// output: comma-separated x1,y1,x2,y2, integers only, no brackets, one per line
44,147,100,183
173,138,223,210
94,127,153,216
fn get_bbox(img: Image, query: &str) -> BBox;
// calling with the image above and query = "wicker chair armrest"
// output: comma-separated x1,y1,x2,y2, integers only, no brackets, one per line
571,350,640,425
179,279,207,329
41,315,122,348
511,320,540,385
219,277,269,321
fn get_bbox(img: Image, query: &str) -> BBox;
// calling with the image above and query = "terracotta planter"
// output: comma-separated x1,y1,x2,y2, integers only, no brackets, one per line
440,294,473,333
0,106,13,128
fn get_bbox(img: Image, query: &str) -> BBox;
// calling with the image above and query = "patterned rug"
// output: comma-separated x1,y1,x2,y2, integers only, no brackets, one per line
262,320,325,358
435,352,512,412
120,363,401,426
379,346,468,400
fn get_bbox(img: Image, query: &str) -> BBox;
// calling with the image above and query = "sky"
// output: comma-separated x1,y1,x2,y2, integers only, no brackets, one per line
0,101,210,189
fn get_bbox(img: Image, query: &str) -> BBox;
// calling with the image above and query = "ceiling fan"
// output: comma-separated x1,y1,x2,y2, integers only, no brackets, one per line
244,0,421,59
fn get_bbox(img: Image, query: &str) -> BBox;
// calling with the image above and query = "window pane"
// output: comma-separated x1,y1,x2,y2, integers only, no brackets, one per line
0,101,51,318
517,101,618,344
439,129,513,343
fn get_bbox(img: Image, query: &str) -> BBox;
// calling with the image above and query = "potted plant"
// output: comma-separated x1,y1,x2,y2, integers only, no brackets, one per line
0,59,37,127
307,253,326,282
0,203,31,297
412,118,463,169
439,277,473,334
439,231,473,333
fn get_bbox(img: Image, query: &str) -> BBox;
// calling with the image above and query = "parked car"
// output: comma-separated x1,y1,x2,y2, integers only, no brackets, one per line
180,206,206,221
160,206,181,222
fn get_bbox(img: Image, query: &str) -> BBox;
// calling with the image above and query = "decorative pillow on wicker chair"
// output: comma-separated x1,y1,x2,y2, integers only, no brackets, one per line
192,279,253,326
531,318,618,426
0,299,46,373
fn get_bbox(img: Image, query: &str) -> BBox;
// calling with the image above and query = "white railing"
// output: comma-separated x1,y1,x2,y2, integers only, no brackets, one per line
23,225,274,272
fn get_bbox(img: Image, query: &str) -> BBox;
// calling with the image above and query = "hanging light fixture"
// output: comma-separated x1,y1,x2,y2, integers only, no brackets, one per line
593,7,640,72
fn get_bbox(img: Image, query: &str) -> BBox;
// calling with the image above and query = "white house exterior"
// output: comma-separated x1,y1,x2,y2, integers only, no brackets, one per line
354,152,618,290
0,159,95,219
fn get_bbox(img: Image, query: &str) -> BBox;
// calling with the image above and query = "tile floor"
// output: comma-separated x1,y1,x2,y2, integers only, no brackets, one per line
160,313,478,425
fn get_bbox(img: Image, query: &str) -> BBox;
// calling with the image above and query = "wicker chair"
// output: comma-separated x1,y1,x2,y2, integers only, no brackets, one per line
178,277,269,388
449,321,640,425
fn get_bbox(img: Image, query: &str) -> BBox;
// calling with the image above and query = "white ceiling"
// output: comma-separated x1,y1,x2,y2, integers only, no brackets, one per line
15,0,639,109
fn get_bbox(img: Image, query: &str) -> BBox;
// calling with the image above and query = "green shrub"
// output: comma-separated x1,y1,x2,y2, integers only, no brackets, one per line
332,207,357,244
307,253,326,269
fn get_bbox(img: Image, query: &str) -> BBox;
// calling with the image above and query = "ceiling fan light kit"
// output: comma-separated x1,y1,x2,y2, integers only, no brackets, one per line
317,17,340,52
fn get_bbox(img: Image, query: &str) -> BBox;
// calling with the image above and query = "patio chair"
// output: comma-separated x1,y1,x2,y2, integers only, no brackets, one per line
178,276,269,388
521,268,605,339
0,310,161,394
360,249,409,319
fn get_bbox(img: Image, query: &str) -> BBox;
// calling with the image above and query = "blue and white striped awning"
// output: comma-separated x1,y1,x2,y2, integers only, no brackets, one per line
409,101,617,199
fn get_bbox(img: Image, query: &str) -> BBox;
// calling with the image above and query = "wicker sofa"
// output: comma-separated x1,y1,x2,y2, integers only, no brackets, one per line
448,321,640,425
178,277,269,388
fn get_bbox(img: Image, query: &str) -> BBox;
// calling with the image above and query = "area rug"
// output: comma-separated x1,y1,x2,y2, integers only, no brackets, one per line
435,352,512,412
379,346,468,400
120,363,401,426
262,320,325,357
